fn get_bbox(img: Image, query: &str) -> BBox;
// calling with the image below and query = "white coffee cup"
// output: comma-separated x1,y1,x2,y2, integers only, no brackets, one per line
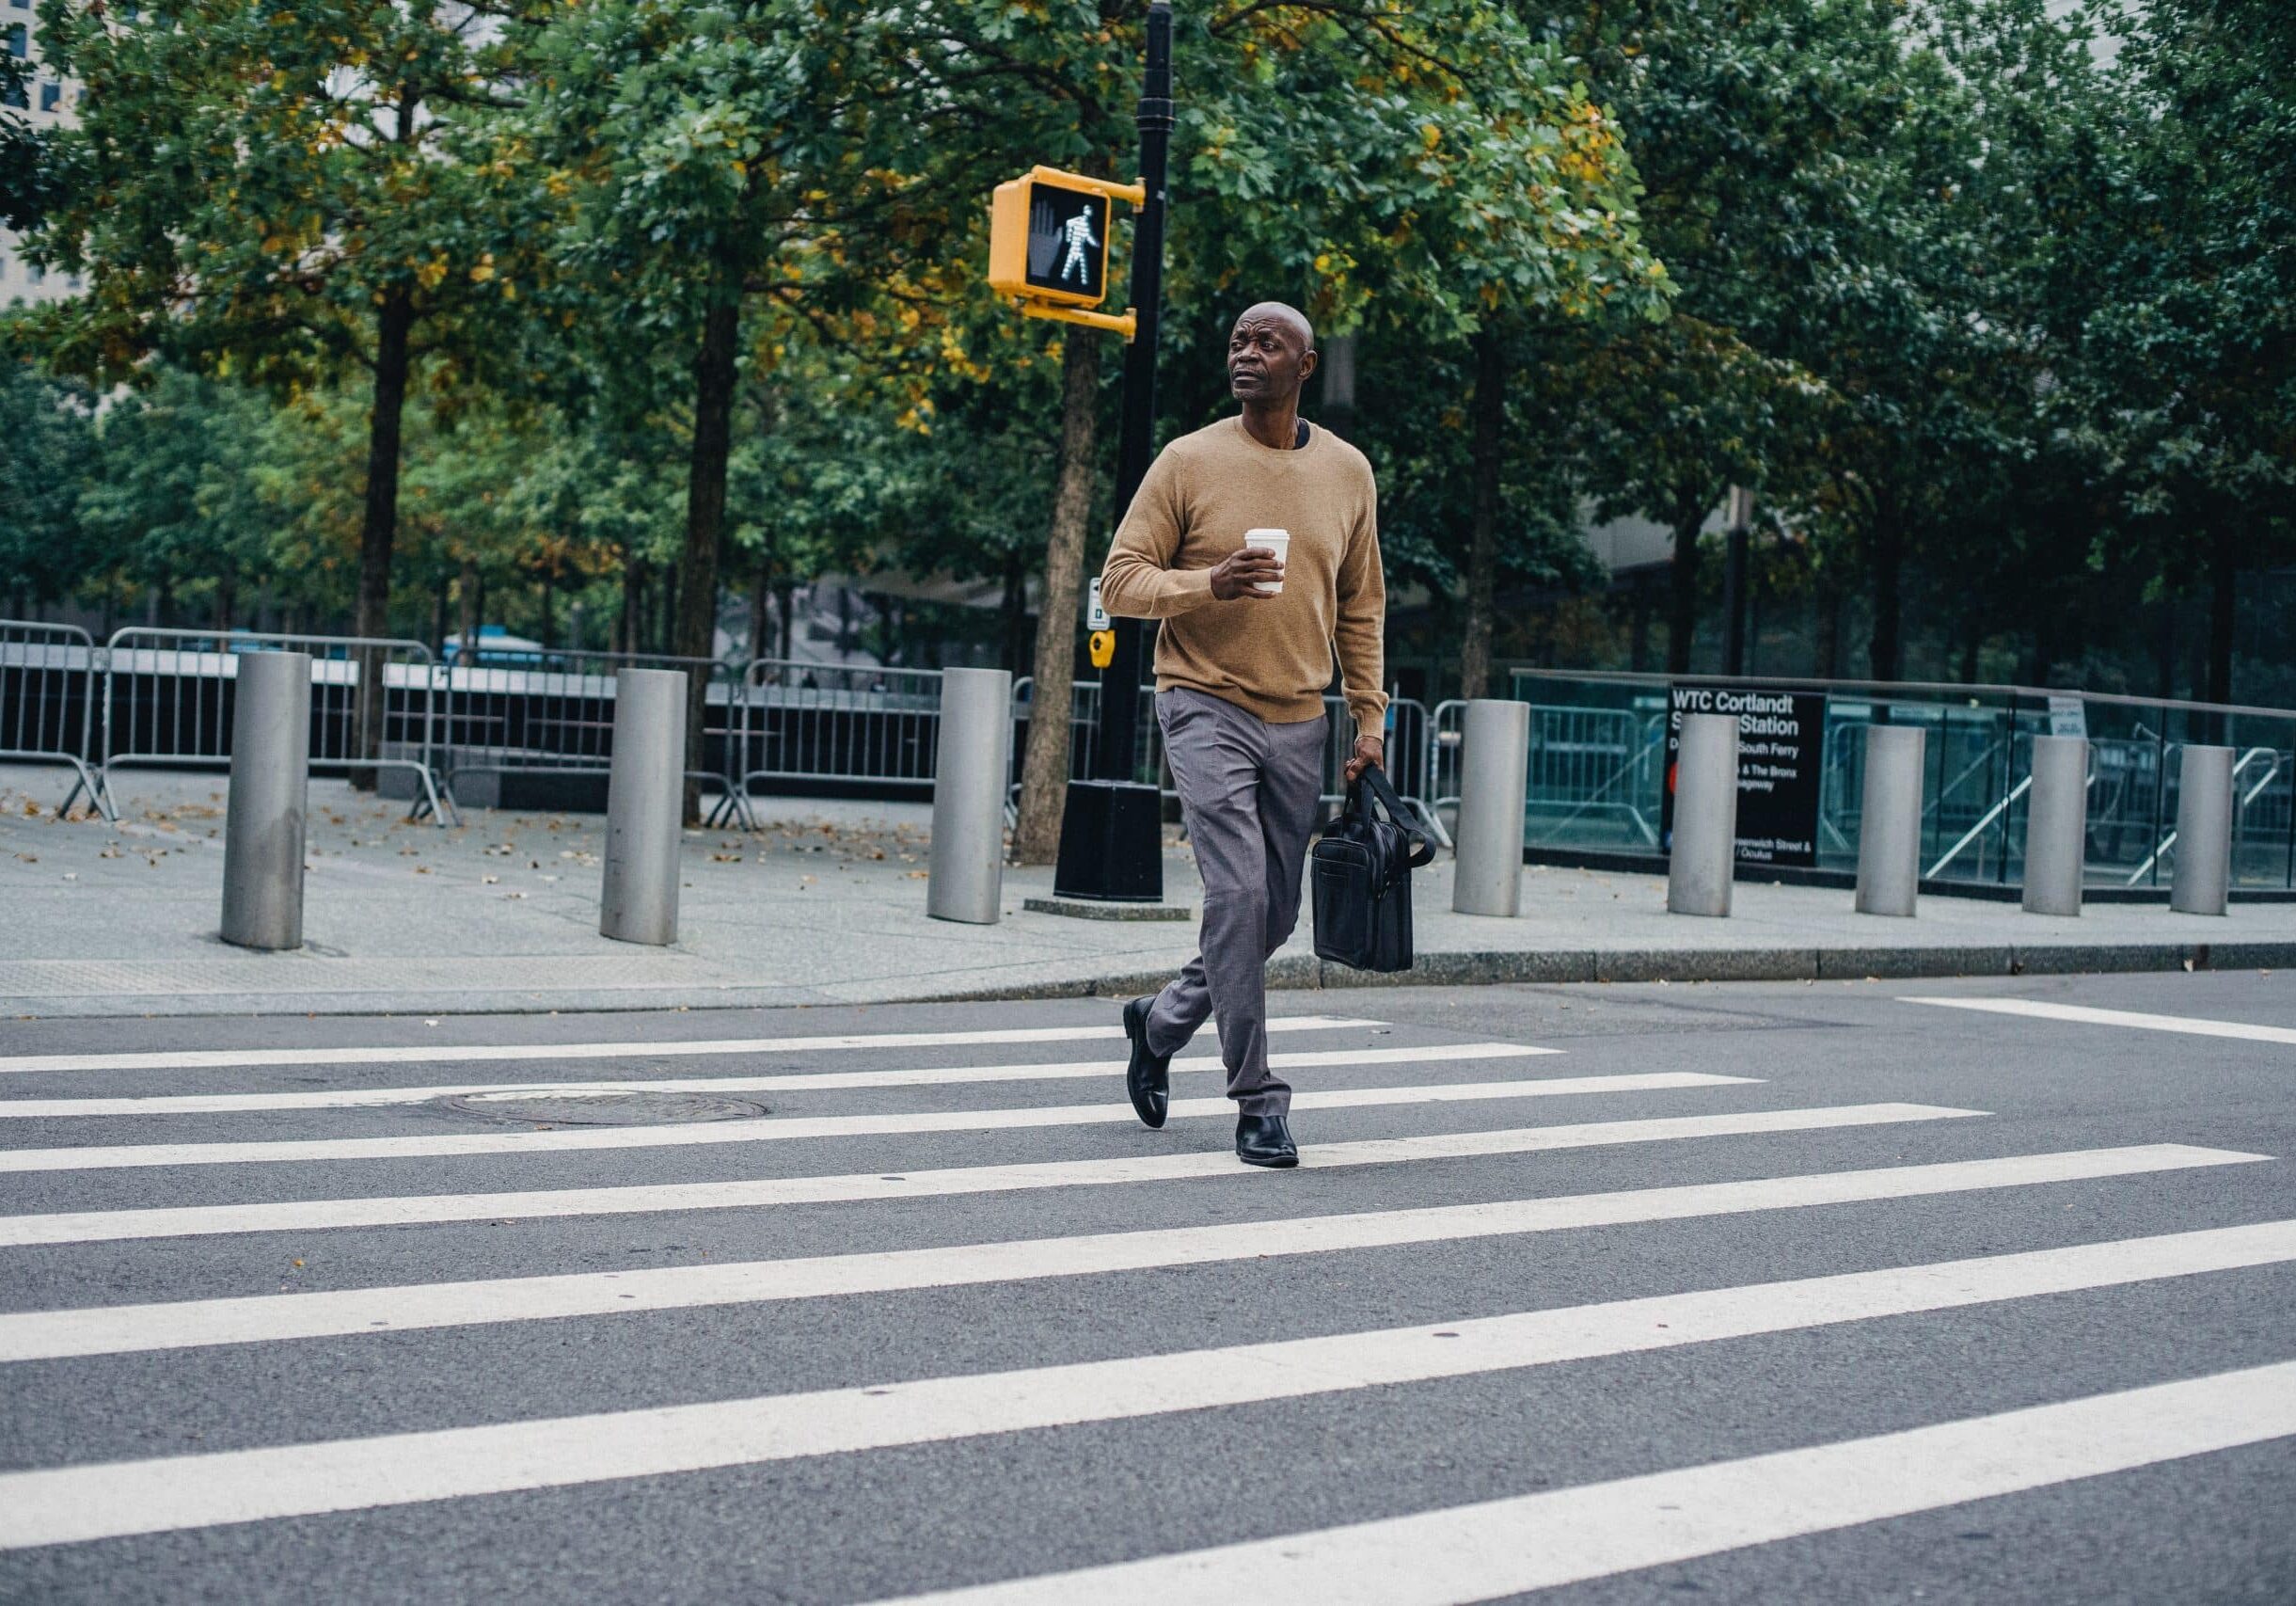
1244,528,1290,595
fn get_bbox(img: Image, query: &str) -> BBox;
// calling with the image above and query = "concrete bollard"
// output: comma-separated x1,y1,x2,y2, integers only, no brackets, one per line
1668,712,1739,917
2171,743,2234,915
600,667,687,946
2022,734,2088,917
1451,698,1530,916
1855,725,1925,917
928,667,1013,925
220,650,311,950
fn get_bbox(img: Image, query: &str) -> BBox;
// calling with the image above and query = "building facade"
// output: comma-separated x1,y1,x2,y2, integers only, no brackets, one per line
2,1,80,305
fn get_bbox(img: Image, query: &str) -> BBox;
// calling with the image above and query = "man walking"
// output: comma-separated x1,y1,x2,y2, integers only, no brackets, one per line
1099,301,1387,1168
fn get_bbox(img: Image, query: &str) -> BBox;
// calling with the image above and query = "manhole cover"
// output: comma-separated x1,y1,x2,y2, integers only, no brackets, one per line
439,1089,769,1126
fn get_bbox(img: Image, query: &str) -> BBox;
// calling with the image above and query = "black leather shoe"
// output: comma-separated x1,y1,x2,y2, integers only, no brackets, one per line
1122,995,1170,1130
1236,1111,1298,1168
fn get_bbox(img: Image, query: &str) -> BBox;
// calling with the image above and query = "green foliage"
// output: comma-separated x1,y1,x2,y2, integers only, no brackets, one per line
0,342,92,603
0,0,2286,706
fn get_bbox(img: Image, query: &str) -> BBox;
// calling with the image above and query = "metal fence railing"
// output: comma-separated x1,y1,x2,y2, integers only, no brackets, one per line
436,649,746,826
1507,668,2296,891
724,658,942,824
27,625,2295,894
0,619,115,820
101,628,453,825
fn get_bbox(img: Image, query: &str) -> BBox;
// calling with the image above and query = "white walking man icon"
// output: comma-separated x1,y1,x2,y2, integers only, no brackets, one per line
1057,207,1100,285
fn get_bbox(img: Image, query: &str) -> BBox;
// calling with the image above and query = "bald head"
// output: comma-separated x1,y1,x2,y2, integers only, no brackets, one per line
1227,301,1319,415
1234,301,1315,350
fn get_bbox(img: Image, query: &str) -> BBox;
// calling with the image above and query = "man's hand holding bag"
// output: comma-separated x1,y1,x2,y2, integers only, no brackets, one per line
1311,764,1433,973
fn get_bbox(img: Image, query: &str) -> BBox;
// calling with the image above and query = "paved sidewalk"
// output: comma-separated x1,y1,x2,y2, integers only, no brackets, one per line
4,763,2292,1017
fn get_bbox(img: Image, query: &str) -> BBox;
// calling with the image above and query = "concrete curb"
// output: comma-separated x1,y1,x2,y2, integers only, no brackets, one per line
9,940,2291,1020
911,938,2296,1003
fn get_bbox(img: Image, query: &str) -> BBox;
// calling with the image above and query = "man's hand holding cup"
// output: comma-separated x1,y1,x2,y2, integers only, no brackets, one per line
1210,529,1289,600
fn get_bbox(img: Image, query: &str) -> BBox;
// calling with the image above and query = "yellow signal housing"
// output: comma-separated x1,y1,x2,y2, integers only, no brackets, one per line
990,166,1148,338
1087,628,1116,670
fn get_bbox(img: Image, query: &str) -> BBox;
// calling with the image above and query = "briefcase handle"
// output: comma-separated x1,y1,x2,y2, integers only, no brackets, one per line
1349,764,1435,869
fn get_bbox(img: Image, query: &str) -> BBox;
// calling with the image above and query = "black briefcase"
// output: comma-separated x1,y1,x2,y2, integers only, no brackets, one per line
1311,765,1434,973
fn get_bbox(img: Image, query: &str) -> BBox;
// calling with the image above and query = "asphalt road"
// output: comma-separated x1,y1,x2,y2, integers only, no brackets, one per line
0,968,2291,1603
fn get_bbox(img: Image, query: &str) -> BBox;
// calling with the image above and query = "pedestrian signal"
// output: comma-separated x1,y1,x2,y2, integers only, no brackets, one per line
1088,629,1116,669
991,171,1114,307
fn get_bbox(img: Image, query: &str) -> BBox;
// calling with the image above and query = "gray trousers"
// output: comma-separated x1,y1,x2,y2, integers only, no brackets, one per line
1145,688,1329,1117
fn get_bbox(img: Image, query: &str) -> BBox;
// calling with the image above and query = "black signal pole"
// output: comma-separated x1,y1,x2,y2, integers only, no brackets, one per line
1052,0,1171,902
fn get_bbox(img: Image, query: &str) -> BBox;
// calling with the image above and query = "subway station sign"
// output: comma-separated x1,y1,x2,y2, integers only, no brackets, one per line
1660,683,1829,868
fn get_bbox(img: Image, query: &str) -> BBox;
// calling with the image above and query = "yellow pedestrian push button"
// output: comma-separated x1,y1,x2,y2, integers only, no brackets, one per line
1088,629,1116,669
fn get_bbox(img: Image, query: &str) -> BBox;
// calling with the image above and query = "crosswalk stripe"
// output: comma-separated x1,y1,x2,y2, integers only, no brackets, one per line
0,1214,2282,1551
883,1352,2296,1605
0,1104,1980,1247
0,1073,1753,1174
14,1130,2200,1363
1903,995,2296,1046
0,1043,1559,1120
0,1015,1384,1077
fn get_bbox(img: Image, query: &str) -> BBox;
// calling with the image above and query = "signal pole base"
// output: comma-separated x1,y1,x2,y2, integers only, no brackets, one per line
1053,780,1165,903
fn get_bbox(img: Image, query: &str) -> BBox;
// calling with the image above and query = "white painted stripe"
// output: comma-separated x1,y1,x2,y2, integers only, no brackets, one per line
9,1116,2138,1363
888,1353,2296,1605
0,1214,2282,1551
0,1043,1557,1119
1905,995,2296,1046
0,1015,1382,1077
0,1073,1751,1174
0,1104,1979,1248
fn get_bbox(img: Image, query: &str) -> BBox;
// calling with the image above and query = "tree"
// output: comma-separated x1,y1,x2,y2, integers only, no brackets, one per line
26,0,552,767
77,368,282,630
0,338,93,613
523,0,978,813
2068,0,2296,708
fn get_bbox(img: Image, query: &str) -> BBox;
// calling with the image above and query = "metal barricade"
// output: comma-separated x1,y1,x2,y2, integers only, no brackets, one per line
100,628,452,825
1524,705,1662,848
438,649,744,826
728,659,943,817
0,619,115,820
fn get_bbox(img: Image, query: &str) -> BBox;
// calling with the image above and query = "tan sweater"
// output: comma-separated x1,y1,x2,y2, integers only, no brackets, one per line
1099,417,1387,738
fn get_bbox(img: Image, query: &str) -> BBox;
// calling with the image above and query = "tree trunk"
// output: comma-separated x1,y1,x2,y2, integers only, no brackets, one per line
1628,571,1653,673
1320,331,1358,440
1000,547,1028,676
1459,329,1504,700
2154,595,2178,703
2206,521,2237,708
1866,513,1904,683
352,284,416,788
619,557,644,656
1012,333,1101,866
214,575,235,634
1814,564,1842,678
677,277,742,822
455,560,481,665
1665,493,1708,676
749,556,773,661
777,582,795,670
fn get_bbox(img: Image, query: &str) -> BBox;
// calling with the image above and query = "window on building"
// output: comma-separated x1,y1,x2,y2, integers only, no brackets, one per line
6,1,26,12
39,79,56,110
4,22,24,56
2,79,24,111
27,263,43,285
